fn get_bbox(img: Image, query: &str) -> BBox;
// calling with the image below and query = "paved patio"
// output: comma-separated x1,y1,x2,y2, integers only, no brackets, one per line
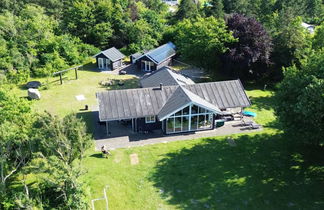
93,113,262,150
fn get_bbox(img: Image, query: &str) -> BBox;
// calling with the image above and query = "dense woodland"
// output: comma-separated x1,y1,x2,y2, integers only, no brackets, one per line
0,0,322,82
0,0,323,209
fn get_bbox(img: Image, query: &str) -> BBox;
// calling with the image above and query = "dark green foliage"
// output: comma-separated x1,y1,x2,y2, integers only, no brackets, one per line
0,4,98,81
0,88,35,208
176,0,199,20
173,17,236,75
270,15,311,70
275,50,324,145
34,112,92,165
202,0,224,18
312,21,324,50
0,89,92,209
62,0,114,48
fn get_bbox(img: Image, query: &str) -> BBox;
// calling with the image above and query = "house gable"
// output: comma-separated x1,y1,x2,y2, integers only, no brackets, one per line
97,80,251,122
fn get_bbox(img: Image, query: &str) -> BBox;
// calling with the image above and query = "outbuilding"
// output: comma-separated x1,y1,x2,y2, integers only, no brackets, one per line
94,47,125,70
133,42,176,72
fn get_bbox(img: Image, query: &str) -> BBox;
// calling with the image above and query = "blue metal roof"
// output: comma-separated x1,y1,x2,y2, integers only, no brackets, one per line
144,42,176,64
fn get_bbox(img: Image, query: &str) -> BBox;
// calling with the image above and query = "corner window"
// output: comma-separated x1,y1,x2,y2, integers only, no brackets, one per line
145,116,156,123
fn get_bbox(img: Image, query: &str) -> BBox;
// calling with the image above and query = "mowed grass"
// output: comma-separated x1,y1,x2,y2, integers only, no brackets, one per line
13,63,138,117
11,69,322,210
12,62,139,131
81,88,323,209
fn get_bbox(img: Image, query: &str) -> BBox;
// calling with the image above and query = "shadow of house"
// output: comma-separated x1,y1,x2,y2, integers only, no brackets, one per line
149,134,324,209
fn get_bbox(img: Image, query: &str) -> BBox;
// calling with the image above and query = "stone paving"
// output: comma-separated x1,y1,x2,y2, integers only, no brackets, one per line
93,114,262,151
90,62,259,150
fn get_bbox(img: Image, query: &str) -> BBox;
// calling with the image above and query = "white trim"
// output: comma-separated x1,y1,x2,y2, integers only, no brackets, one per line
165,103,214,134
159,101,221,121
191,102,222,115
159,102,192,121
145,115,156,123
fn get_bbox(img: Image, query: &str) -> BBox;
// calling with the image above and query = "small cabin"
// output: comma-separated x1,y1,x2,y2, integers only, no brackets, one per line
131,42,176,72
94,47,125,70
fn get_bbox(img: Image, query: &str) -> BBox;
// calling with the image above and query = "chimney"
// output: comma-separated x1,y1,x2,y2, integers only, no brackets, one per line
160,83,163,90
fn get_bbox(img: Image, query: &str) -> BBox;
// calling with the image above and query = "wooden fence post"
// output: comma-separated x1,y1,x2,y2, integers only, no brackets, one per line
59,73,63,85
75,68,78,80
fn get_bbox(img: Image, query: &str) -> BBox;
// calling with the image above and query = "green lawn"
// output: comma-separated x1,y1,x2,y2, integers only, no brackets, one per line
81,88,323,209
11,68,323,209
12,62,138,132
13,63,138,117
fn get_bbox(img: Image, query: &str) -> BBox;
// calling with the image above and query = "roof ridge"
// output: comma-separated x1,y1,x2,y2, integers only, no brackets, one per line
98,79,241,95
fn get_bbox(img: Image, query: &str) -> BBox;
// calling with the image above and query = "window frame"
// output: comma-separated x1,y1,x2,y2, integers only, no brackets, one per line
145,115,156,124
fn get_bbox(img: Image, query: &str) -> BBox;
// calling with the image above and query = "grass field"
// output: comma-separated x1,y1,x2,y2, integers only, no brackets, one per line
11,66,323,209
81,88,323,209
13,63,138,116
11,62,138,132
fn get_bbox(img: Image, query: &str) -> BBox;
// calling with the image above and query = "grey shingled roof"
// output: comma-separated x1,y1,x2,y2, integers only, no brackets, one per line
157,86,221,120
140,42,176,64
94,47,125,62
97,80,251,121
140,67,195,88
130,52,143,60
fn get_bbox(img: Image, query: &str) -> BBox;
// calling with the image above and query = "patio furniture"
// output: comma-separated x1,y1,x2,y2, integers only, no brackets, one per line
222,114,234,121
242,120,253,126
250,123,261,129
215,119,225,128
242,110,257,117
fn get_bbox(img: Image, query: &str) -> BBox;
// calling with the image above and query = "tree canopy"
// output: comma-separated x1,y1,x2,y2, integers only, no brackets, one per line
275,49,324,145
0,88,92,209
221,14,272,79
176,0,199,20
173,17,236,74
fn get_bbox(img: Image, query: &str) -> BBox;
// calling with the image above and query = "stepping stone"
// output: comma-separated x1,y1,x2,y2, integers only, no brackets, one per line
130,153,139,165
75,94,86,101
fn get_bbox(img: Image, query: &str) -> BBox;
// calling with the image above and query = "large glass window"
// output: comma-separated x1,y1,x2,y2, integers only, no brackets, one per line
191,105,198,114
166,118,174,133
182,116,189,132
174,117,182,132
190,115,198,130
165,104,214,134
183,106,190,115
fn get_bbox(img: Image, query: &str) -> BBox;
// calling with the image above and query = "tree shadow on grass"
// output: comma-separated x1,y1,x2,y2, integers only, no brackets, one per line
76,111,96,134
250,95,276,111
89,153,104,158
150,134,324,209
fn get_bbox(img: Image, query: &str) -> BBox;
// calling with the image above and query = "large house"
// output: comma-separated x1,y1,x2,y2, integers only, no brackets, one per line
131,42,176,72
97,73,251,135
94,47,125,70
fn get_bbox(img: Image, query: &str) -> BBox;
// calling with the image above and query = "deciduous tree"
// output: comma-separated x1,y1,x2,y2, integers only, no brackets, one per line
173,17,236,75
275,50,324,145
222,13,272,79
176,0,199,20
